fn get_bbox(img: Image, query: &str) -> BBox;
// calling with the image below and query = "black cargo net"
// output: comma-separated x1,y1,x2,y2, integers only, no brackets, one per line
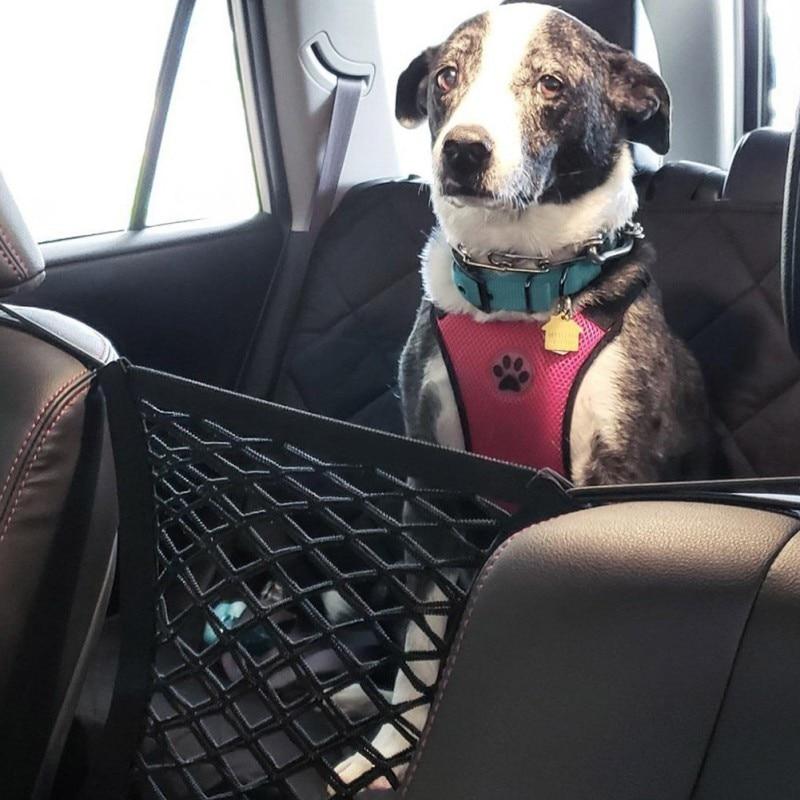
117,367,572,800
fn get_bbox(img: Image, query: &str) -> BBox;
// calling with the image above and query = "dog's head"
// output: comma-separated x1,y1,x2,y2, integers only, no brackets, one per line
396,3,669,213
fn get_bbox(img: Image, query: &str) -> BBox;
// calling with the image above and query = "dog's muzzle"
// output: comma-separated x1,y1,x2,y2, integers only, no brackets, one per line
441,125,493,194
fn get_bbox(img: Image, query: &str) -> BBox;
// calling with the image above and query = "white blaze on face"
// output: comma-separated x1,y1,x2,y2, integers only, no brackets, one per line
434,4,554,190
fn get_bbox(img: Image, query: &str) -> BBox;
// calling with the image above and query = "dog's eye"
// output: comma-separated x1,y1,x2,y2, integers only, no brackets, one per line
436,66,459,94
538,74,564,99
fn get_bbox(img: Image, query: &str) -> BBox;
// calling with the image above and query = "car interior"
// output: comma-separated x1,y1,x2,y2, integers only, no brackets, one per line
1,0,800,798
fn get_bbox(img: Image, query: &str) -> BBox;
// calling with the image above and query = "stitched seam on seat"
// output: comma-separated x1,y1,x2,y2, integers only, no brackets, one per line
400,528,525,797
641,208,778,343
0,239,25,282
716,212,778,283
0,369,89,510
293,188,429,336
679,212,789,468
714,416,757,476
706,266,800,436
688,521,800,798
0,380,89,546
686,269,778,349
674,221,788,462
0,224,29,277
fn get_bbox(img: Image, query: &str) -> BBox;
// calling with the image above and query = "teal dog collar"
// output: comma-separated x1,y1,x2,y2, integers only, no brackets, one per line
451,222,644,314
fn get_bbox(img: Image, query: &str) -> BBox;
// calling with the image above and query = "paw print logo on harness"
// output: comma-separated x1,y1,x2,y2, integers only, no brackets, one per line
492,354,531,393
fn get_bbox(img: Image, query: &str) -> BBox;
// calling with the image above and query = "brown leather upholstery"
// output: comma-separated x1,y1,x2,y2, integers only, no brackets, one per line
0,310,118,800
402,501,800,800
0,172,118,798
0,172,45,296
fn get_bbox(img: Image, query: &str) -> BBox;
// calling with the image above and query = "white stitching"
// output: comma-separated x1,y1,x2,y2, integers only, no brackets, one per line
0,224,29,277
0,379,89,546
0,240,25,282
0,369,88,510
400,528,527,796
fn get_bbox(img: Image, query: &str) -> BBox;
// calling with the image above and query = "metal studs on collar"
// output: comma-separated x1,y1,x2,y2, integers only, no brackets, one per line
455,221,646,274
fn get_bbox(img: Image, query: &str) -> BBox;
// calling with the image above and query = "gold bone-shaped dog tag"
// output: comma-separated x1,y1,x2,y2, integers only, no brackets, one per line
543,315,581,354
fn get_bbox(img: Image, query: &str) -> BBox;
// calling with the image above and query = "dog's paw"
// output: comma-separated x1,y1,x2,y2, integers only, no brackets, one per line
328,756,399,795
328,752,393,795
328,725,412,795
493,354,531,393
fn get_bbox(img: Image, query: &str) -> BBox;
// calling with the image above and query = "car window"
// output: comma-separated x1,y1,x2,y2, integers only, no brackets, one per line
0,2,173,242
146,0,259,228
764,0,800,129
0,0,258,243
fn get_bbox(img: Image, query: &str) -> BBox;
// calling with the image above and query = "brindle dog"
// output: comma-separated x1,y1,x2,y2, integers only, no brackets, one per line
333,3,710,789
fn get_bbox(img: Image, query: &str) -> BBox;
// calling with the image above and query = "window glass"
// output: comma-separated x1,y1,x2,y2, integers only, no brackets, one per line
0,2,174,242
764,0,800,129
146,0,260,227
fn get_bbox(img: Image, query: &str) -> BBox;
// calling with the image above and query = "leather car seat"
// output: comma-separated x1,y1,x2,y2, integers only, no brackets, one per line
402,501,800,799
0,172,118,799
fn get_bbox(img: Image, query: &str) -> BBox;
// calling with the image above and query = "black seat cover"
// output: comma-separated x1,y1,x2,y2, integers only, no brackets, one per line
641,129,793,476
272,127,794,477
0,172,118,799
273,178,434,433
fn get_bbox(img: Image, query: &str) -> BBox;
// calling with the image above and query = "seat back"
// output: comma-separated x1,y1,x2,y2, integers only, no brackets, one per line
639,129,793,476
272,178,434,433
402,500,800,799
0,173,118,799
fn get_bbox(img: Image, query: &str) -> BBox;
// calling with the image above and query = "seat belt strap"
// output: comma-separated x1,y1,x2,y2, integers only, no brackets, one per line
308,75,363,238
238,74,363,399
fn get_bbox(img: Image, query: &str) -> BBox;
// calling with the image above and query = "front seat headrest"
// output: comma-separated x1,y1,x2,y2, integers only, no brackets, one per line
0,172,45,297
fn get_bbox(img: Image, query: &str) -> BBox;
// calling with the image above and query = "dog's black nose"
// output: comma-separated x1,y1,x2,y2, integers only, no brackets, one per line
442,126,493,185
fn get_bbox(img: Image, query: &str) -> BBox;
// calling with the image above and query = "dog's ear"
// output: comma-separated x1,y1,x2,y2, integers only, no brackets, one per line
606,47,671,155
395,46,439,129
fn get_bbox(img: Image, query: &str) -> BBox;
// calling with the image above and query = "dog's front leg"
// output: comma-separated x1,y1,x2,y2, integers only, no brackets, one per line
580,430,663,486
331,301,463,791
332,580,448,791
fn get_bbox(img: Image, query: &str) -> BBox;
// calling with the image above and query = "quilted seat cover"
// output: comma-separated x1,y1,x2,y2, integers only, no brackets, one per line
272,169,797,478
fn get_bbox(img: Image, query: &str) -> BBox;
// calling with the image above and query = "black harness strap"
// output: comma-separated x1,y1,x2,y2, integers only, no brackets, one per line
563,269,653,476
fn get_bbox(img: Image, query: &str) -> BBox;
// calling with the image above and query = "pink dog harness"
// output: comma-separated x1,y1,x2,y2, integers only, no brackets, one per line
435,309,617,478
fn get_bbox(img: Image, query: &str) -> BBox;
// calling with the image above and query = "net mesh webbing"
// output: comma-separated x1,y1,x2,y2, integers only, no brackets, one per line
120,367,571,799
